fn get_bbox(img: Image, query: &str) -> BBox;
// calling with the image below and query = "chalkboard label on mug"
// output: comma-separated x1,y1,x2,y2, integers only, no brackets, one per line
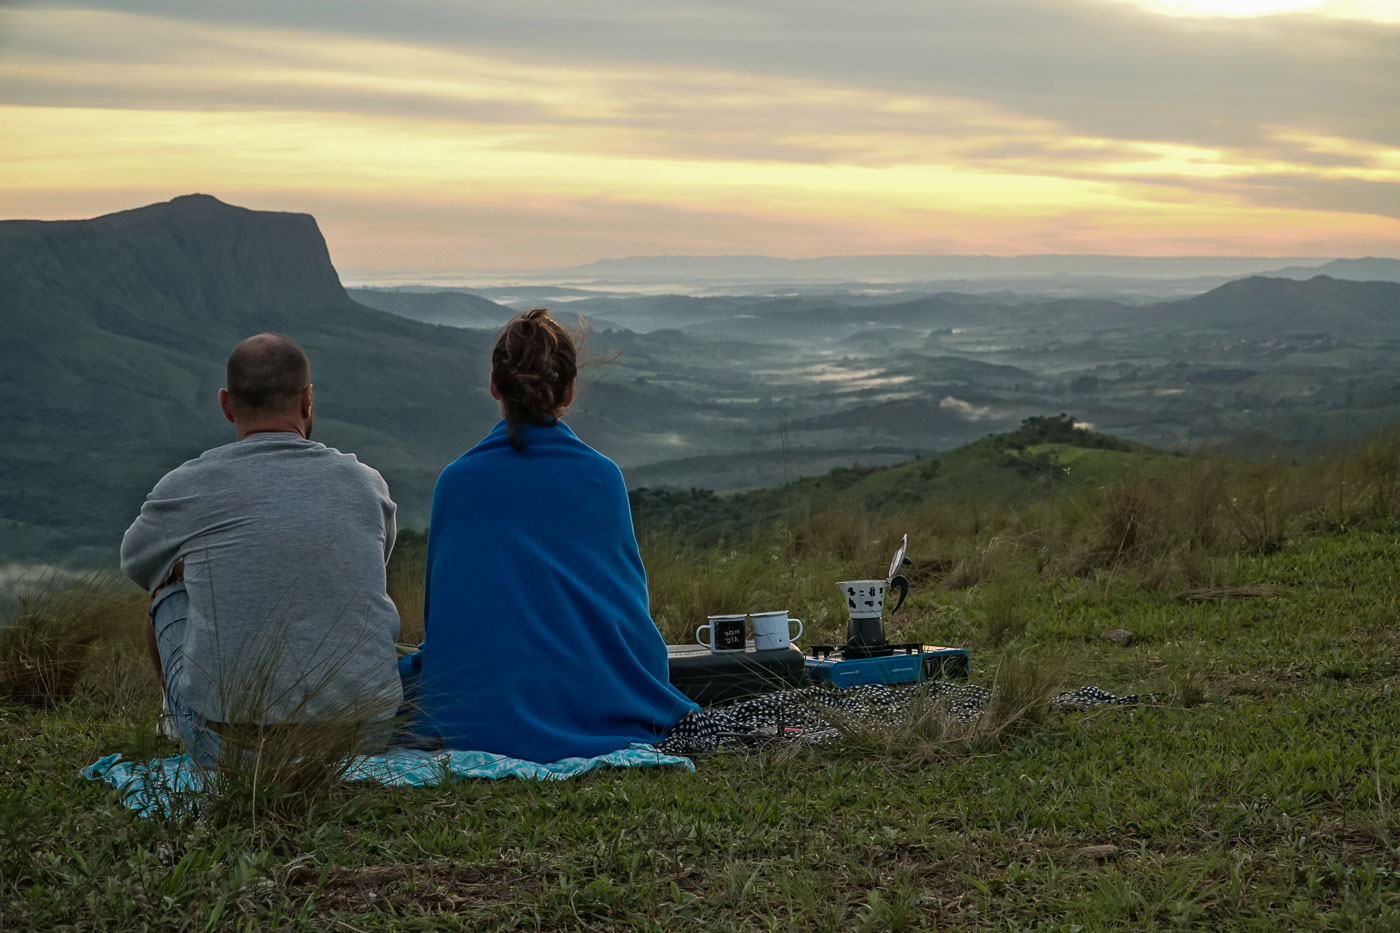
715,617,745,651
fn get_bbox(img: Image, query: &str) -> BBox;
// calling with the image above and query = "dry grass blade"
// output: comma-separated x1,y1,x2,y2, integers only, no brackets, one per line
1176,584,1278,601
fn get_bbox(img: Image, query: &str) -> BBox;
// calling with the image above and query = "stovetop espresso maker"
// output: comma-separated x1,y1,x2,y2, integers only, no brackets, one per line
835,534,911,657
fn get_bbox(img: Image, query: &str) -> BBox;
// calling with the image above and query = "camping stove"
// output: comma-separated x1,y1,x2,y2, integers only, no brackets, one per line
804,642,969,687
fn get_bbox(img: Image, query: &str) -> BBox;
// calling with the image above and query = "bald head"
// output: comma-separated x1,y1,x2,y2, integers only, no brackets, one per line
225,333,310,419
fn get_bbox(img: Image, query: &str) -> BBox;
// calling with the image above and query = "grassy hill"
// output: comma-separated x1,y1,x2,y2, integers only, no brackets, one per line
631,415,1161,546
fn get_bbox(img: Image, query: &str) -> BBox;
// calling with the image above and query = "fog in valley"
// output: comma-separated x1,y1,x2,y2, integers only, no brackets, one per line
350,255,1400,493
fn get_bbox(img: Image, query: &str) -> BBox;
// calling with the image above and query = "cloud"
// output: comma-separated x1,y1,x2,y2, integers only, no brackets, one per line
939,396,996,420
2,2,1398,266
36,0,1400,151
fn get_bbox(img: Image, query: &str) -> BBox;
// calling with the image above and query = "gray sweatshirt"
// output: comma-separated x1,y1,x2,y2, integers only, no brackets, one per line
120,432,403,724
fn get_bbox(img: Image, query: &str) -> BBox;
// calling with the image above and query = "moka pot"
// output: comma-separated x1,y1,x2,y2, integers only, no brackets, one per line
839,535,910,651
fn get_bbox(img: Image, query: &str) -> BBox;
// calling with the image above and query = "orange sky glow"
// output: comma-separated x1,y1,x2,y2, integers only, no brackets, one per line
1,2,1397,272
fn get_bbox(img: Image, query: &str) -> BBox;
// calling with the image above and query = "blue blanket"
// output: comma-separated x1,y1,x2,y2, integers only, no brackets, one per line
408,419,699,760
82,744,693,818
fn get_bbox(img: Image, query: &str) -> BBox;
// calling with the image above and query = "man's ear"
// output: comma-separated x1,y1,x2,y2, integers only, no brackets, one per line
560,378,576,409
488,375,501,401
218,388,237,424
300,383,314,417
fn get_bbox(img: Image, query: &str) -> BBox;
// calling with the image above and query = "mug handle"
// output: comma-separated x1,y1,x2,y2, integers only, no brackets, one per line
888,575,910,614
696,624,711,647
788,617,804,643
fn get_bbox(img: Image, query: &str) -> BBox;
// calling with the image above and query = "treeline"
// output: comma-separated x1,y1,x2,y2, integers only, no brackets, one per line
628,461,909,546
990,414,1130,453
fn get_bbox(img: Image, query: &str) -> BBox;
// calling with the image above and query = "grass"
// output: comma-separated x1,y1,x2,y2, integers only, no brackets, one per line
5,438,1400,928
0,571,147,707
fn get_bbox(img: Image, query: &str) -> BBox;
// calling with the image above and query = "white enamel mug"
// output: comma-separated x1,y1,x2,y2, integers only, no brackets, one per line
750,610,803,651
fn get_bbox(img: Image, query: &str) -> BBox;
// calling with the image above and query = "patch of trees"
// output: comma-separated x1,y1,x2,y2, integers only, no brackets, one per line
994,414,1129,452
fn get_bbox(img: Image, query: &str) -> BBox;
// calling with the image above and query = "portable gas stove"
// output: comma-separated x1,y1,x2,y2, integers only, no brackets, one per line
803,642,969,687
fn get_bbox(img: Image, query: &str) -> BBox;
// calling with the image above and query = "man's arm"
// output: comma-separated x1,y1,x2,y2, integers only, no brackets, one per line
366,467,397,566
119,474,191,595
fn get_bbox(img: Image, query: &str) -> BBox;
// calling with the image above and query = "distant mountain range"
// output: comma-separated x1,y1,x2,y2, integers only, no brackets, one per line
346,252,1400,303
1159,275,1400,337
4,194,1400,565
503,253,1365,285
343,288,514,328
1251,258,1400,283
362,274,1399,342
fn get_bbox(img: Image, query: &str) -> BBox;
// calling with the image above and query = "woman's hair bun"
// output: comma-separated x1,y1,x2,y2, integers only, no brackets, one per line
491,308,580,450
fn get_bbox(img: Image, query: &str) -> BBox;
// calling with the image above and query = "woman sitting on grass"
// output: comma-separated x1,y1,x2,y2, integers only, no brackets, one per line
399,308,698,760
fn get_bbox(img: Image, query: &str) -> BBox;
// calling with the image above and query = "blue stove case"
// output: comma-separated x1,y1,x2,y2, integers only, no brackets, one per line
804,644,969,688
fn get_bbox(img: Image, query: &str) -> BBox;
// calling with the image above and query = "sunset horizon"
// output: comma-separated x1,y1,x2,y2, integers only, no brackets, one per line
4,0,1398,270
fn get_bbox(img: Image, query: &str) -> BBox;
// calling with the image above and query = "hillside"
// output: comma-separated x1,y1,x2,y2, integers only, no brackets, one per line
1157,275,1400,336
13,421,1400,927
0,196,516,561
631,415,1163,545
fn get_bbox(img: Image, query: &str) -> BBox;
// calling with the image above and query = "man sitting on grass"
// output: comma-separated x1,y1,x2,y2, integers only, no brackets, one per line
120,333,403,766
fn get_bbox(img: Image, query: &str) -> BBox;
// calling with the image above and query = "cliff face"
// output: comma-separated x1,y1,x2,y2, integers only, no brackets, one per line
0,195,351,333
0,195,496,563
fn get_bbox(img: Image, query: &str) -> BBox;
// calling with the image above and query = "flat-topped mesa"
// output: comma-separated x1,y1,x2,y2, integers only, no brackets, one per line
0,194,351,328
0,194,503,565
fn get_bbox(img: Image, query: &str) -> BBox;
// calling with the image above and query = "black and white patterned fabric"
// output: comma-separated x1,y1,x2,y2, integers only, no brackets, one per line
658,682,1163,755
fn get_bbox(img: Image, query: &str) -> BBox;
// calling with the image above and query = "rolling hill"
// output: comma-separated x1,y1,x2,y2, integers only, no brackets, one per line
630,415,1165,546
1157,276,1400,336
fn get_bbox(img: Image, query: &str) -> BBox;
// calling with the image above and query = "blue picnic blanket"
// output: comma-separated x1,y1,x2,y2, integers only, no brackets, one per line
82,744,694,818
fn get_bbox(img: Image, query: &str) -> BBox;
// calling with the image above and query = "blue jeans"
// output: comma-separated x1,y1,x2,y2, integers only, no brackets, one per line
150,583,223,767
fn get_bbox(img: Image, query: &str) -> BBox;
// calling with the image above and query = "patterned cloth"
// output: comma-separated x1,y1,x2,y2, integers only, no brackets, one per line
659,682,1163,755
81,744,693,819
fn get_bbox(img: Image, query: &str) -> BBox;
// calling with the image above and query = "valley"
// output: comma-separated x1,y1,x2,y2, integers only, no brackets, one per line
353,273,1400,494
3,194,1399,565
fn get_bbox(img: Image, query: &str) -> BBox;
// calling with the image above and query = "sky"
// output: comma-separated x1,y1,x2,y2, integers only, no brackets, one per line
1,0,1398,272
